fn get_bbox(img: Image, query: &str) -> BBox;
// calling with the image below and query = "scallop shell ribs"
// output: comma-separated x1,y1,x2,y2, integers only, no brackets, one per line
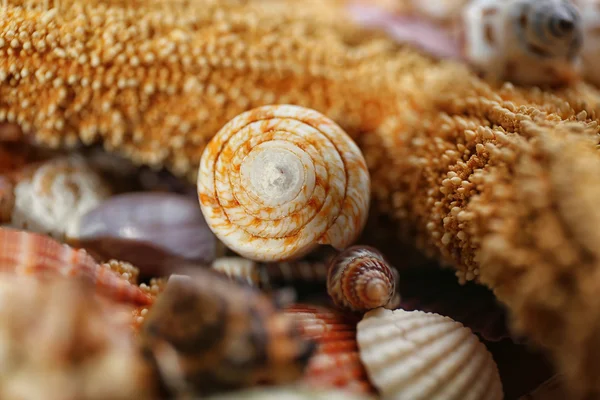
197,105,370,262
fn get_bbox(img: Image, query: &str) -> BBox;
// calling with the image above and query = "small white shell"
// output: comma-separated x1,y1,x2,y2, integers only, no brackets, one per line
356,308,503,400
9,155,111,240
462,0,583,85
197,105,370,262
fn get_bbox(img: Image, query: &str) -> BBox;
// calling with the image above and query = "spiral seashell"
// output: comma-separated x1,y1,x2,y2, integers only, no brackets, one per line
462,0,583,85
574,0,600,87
8,154,111,240
0,227,153,306
73,192,217,275
139,271,315,396
212,256,330,290
285,304,375,394
356,307,503,400
197,105,370,262
327,246,398,313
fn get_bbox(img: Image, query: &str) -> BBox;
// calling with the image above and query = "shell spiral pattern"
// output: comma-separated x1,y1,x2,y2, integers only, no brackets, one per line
327,246,397,313
357,308,503,400
197,105,370,262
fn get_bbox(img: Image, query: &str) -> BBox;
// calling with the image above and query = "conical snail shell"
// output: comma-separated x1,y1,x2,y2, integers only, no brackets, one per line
462,0,583,85
197,105,370,262
357,308,503,400
327,246,397,313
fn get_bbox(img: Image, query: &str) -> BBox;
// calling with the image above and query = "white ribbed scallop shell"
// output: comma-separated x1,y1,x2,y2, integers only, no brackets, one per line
198,105,370,262
9,155,111,240
356,308,503,400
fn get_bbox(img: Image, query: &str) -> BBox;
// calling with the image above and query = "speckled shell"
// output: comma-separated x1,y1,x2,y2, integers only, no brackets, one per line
285,304,375,394
197,105,370,262
8,155,111,240
575,0,600,86
206,387,376,400
212,256,329,290
461,0,583,85
139,271,315,396
356,308,503,400
327,246,398,313
0,227,153,306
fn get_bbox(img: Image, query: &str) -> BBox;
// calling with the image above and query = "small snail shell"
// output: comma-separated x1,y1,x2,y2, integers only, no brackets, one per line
197,105,370,262
327,246,398,313
462,0,583,85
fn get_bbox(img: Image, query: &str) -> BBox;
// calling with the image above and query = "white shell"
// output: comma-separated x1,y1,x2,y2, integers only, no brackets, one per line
462,0,583,85
575,0,600,86
8,155,111,240
356,308,503,400
198,105,370,262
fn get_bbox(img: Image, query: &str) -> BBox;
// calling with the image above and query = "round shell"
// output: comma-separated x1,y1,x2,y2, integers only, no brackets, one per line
197,105,370,262
0,227,152,306
9,155,111,240
327,246,397,313
356,308,503,400
462,0,583,85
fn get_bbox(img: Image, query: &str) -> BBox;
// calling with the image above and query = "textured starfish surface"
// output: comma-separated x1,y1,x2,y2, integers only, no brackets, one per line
3,0,600,396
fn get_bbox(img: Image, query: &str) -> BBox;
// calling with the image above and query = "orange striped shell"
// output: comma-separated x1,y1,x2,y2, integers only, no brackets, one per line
285,304,376,394
327,246,397,313
197,105,370,262
0,227,152,306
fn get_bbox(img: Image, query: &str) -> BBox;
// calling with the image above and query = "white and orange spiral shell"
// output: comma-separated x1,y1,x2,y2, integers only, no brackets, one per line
197,105,370,262
327,246,398,313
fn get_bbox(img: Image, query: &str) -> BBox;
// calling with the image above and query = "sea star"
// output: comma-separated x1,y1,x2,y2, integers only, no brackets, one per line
3,0,600,396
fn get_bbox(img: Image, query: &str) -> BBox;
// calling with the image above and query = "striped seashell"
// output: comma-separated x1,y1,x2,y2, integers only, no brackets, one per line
285,304,375,394
139,271,315,397
327,246,398,313
197,105,370,262
461,0,583,85
356,308,503,400
0,227,153,306
574,0,600,87
8,154,111,241
212,256,329,290
206,387,376,400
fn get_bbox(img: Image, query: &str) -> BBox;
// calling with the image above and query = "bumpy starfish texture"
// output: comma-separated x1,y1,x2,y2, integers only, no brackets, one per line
3,0,600,396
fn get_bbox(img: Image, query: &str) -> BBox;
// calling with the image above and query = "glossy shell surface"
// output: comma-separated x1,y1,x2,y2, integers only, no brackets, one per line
0,227,152,305
197,105,370,262
328,246,397,313
357,308,503,400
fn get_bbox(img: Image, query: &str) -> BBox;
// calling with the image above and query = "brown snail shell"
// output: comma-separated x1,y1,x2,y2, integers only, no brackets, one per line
327,246,398,313
139,270,315,397
197,105,370,262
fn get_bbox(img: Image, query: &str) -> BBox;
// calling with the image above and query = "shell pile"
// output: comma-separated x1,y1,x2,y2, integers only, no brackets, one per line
0,105,510,399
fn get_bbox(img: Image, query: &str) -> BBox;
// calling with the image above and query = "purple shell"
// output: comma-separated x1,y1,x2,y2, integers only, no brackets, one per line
75,192,216,275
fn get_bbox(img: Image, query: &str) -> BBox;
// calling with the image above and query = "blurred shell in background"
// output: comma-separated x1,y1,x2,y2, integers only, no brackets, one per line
0,275,155,400
285,304,375,394
357,308,503,400
139,272,315,397
8,154,111,240
0,227,153,306
73,192,217,276
206,386,376,400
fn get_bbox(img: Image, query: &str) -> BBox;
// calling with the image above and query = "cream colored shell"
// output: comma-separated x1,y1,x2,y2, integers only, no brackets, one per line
9,155,111,240
575,0,600,86
462,0,583,85
356,308,503,400
197,105,370,262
